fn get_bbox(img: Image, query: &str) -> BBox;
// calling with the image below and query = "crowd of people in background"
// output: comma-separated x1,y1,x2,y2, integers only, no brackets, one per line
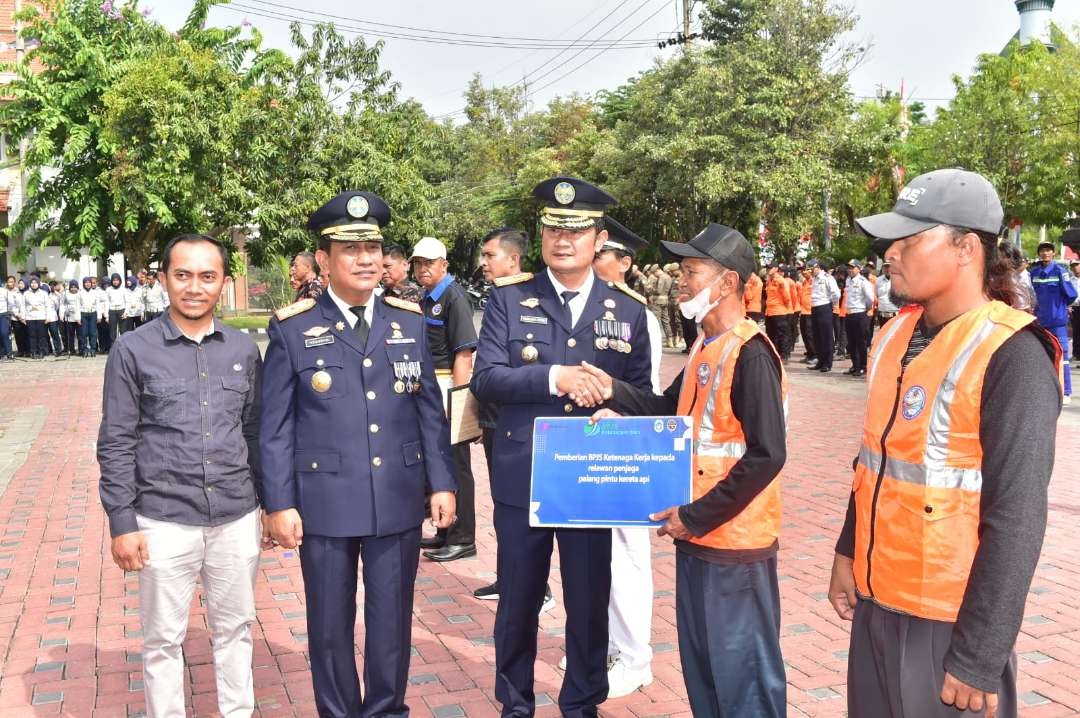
0,269,168,360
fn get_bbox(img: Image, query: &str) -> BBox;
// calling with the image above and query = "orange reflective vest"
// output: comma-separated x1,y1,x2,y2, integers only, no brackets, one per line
765,276,792,316
744,273,763,314
785,277,799,312
798,279,813,314
852,300,1059,621
678,319,785,550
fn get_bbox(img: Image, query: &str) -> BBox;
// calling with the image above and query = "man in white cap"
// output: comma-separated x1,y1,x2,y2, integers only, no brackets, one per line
411,237,480,561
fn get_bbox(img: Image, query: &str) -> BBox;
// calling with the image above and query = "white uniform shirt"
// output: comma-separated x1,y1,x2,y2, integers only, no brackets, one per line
23,288,49,320
0,288,15,315
61,290,82,322
95,287,109,318
45,291,61,322
125,286,144,317
545,269,597,396
810,271,841,308
105,284,127,311
144,283,168,313
876,276,898,314
77,288,98,314
844,274,876,313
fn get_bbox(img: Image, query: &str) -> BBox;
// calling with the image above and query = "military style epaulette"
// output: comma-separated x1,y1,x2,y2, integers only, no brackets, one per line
383,295,422,314
611,281,646,305
274,297,316,321
494,272,534,287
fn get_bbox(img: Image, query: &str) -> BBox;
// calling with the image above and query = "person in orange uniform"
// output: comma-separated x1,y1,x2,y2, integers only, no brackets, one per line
579,224,788,717
764,265,794,361
744,269,764,324
797,266,815,363
828,169,1064,718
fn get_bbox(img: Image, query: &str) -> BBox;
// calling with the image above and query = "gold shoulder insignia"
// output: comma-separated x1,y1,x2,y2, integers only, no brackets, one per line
612,281,647,305
494,272,534,288
383,295,422,314
274,298,316,321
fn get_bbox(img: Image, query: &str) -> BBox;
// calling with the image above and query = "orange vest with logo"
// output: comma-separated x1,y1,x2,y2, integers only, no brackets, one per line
765,276,792,316
744,273,763,314
852,301,1056,621
677,319,785,550
799,279,813,313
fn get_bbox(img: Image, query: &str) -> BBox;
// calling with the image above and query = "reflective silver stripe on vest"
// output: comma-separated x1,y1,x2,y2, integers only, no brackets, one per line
695,440,747,459
867,311,915,388
923,318,997,471
858,445,982,492
698,337,741,441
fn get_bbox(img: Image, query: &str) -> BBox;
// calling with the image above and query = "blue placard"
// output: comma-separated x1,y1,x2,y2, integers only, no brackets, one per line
529,416,694,528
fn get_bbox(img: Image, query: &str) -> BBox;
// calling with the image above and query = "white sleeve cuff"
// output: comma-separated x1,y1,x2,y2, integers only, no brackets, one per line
548,365,561,396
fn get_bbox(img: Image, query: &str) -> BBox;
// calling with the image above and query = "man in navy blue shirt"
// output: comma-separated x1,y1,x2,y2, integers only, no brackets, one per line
1030,241,1077,403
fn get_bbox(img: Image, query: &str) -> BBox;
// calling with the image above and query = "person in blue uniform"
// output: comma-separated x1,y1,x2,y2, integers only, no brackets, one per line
471,176,653,718
260,191,458,718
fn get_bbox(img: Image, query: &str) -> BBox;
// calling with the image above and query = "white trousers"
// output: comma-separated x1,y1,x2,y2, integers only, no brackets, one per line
607,527,654,672
136,509,261,718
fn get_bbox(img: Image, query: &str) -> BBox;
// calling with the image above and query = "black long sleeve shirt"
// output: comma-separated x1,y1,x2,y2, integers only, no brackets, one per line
835,322,1060,693
610,334,787,563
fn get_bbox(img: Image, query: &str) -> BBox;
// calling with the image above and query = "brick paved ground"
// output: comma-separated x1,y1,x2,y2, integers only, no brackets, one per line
0,345,1077,717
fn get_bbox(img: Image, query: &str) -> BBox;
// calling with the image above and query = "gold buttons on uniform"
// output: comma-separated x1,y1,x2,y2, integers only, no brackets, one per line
370,424,379,433
363,358,373,368
311,462,318,470
372,457,382,467
567,338,576,348
564,403,573,413
366,391,376,400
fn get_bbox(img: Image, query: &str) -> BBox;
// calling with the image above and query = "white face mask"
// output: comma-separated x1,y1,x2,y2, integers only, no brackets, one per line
678,275,727,323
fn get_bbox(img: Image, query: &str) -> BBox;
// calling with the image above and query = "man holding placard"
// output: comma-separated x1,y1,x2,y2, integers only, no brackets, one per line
582,224,789,718
471,176,653,718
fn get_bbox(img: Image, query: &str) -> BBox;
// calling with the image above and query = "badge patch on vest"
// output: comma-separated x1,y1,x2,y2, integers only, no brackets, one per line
696,362,711,387
902,385,927,420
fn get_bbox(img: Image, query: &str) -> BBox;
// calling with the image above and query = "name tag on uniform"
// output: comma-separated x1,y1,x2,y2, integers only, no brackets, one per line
386,337,416,345
304,335,335,348
519,315,549,325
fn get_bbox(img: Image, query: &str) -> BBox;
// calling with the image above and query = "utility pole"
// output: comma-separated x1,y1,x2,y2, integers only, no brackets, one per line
682,0,692,50
14,0,29,272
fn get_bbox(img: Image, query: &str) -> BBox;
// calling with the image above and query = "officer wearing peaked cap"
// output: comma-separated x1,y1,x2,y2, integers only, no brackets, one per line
260,190,457,718
471,176,653,717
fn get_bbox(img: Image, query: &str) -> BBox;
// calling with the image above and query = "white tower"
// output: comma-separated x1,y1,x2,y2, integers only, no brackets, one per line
1015,0,1055,46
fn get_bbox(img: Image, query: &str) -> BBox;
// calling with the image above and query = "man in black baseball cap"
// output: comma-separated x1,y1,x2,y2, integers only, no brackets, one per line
579,222,789,715
831,169,1064,718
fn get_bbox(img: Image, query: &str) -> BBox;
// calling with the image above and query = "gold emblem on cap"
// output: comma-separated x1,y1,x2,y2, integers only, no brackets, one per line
520,297,540,309
346,195,369,219
335,321,345,332
554,181,576,206
311,370,332,393
521,345,539,363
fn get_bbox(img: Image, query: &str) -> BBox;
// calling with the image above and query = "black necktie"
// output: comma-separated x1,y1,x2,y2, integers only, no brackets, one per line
349,306,369,347
560,290,579,328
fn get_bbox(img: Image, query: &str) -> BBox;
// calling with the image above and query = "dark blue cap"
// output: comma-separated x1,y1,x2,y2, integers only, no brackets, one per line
307,191,391,242
532,176,617,230
601,217,649,257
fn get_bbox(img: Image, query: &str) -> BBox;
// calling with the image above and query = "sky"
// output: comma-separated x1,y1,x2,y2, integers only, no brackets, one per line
151,1,1080,119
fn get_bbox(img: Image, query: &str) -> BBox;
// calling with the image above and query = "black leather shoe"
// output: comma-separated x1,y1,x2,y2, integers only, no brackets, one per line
817,365,832,372
473,581,499,600
423,543,476,562
855,369,866,376
844,368,858,375
419,536,445,550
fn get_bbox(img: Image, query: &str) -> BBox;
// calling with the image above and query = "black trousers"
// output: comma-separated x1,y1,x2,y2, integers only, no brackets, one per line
786,314,799,357
27,319,47,356
62,321,79,353
98,318,111,352
845,312,870,372
834,314,847,355
46,321,62,354
764,315,791,359
677,553,786,718
848,599,1017,718
1071,307,1080,360
494,501,611,718
108,309,123,344
13,320,28,356
811,305,835,369
300,529,420,718
799,313,816,359
437,441,475,545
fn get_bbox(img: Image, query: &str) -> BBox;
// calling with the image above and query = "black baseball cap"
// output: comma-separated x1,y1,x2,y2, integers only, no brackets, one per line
1036,241,1055,252
856,169,1004,252
660,224,757,282
602,217,649,257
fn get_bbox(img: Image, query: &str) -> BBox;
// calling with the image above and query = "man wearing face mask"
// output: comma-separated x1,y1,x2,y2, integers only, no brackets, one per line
578,224,789,717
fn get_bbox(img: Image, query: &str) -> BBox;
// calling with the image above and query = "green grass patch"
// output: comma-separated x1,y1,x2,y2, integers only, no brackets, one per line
219,315,270,331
